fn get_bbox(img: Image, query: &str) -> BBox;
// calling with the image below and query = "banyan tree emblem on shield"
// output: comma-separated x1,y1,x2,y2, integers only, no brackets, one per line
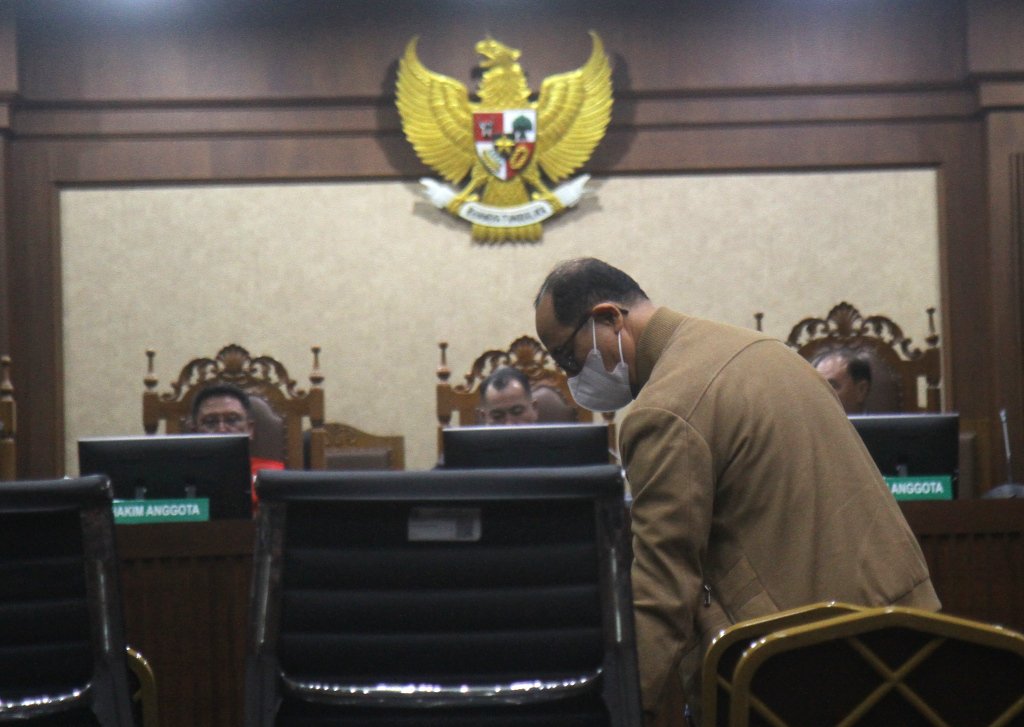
396,33,613,243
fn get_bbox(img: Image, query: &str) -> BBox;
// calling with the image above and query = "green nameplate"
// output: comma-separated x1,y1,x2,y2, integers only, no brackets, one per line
113,498,210,524
885,476,953,501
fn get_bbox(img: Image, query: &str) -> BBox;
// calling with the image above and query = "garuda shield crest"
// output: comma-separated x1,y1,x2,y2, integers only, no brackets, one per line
396,33,613,243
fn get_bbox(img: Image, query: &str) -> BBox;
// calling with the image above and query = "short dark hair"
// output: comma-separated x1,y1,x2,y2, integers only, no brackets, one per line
815,350,872,385
534,258,649,327
479,367,532,404
191,383,252,421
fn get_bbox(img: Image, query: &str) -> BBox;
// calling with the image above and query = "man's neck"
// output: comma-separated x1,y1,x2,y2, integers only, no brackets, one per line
625,300,657,343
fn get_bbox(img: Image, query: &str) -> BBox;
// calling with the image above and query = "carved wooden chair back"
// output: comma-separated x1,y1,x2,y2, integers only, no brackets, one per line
311,423,405,471
436,336,616,454
142,344,326,470
0,356,15,480
786,303,942,413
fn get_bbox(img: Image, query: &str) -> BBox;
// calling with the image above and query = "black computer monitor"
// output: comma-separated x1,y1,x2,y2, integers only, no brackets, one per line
849,414,959,496
442,423,610,469
78,434,252,520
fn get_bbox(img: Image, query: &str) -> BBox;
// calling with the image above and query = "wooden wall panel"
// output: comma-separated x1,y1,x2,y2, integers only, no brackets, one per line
15,0,968,103
0,2,14,357
983,110,1024,486
967,0,1024,74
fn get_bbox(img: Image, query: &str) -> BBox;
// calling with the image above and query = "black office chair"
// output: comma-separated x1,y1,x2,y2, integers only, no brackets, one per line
0,475,134,726
245,465,641,727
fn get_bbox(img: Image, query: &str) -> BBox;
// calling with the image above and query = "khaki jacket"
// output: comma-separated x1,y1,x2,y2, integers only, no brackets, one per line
621,308,940,725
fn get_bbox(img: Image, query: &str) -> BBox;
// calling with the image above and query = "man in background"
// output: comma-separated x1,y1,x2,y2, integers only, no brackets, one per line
533,257,938,726
814,350,872,414
477,367,539,426
192,384,284,509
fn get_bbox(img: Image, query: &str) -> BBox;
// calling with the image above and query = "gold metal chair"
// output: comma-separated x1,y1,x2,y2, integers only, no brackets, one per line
0,356,14,480
126,647,158,727
728,606,1024,727
701,602,864,727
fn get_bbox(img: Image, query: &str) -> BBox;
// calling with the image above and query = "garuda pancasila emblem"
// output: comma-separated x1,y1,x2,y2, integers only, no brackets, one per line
396,32,613,243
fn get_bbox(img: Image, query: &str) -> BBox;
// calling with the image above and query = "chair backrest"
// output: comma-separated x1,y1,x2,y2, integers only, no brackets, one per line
785,302,942,413
436,337,616,453
0,475,134,726
533,384,580,423
143,344,326,470
0,356,15,481
701,602,864,727
314,422,405,471
728,606,1024,727
245,466,641,727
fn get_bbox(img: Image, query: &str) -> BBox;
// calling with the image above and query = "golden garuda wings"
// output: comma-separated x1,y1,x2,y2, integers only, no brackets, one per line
396,32,613,243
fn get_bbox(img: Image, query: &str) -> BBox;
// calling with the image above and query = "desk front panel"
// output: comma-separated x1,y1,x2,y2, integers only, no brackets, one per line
117,521,254,727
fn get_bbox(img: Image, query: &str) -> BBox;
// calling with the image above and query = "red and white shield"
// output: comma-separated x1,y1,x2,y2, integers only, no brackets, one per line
473,109,536,181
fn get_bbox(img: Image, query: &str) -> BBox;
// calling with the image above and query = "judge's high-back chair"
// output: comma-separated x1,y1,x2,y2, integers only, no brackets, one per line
727,606,1024,727
245,466,642,727
0,356,15,481
784,302,942,413
0,475,135,726
701,602,865,727
436,336,617,454
304,422,405,471
143,344,326,470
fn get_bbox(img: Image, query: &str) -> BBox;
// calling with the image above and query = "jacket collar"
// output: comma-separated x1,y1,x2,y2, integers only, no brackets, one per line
636,307,686,391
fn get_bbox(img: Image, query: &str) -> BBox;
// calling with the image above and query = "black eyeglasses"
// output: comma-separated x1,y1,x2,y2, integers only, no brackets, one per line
547,307,629,376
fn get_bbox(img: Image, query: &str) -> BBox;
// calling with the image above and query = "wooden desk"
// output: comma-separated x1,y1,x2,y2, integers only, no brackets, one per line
117,521,255,727
900,500,1024,632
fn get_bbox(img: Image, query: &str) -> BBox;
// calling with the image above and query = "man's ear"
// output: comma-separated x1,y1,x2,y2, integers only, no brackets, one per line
856,380,871,403
591,302,626,332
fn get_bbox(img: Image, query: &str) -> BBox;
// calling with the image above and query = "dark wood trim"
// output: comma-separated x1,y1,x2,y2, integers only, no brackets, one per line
0,139,9,358
900,499,1024,535
10,87,982,140
0,4,16,99
983,111,1024,486
116,520,255,559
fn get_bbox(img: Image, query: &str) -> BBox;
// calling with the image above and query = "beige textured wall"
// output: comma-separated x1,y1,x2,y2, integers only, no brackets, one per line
61,169,939,473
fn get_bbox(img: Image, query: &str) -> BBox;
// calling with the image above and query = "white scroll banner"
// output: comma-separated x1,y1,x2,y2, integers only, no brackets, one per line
419,174,591,229
458,200,554,227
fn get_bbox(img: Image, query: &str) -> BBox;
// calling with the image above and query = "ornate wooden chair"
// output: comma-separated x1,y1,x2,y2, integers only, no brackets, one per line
143,344,326,470
436,336,616,454
785,302,941,413
0,356,15,481
304,423,405,471
728,606,1024,727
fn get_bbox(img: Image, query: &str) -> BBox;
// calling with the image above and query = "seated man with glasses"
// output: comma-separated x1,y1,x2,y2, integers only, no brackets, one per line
192,384,284,510
477,367,539,426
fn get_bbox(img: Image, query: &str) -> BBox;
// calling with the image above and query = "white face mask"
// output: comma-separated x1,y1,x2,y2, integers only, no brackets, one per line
567,320,633,412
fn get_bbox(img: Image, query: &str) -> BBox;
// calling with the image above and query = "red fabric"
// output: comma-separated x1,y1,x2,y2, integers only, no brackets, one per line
250,457,285,513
